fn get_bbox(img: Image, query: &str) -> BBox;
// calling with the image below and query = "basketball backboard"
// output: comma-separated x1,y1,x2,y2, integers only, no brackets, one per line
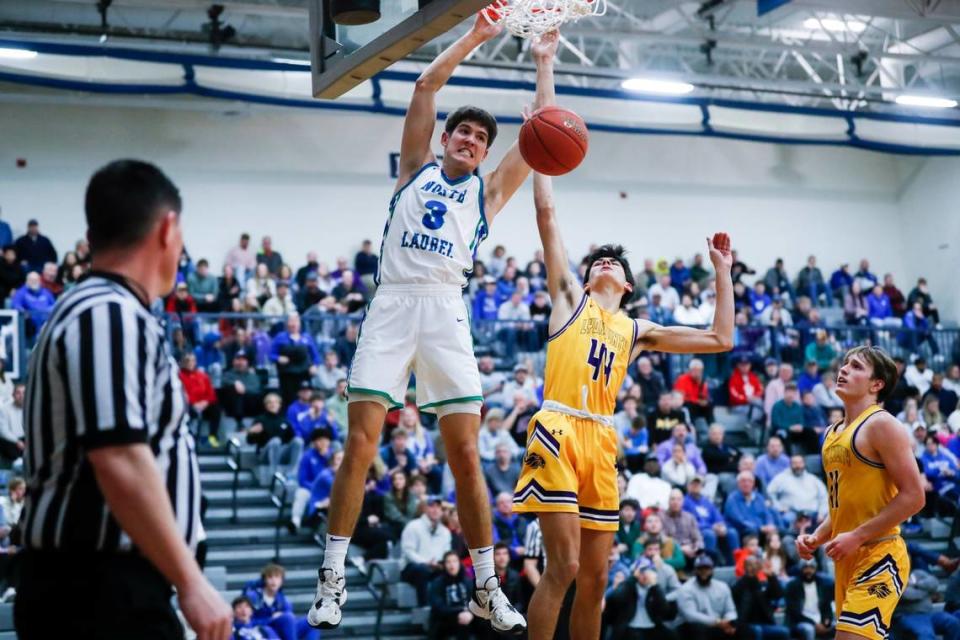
309,0,491,99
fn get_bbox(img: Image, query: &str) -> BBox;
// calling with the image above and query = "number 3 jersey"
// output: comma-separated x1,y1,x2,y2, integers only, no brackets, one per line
376,162,488,288
542,293,637,417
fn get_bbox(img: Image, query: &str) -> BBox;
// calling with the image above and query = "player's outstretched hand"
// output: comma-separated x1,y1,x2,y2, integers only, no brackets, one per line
472,9,504,41
707,232,733,270
824,531,862,562
179,578,233,640
531,29,560,64
795,533,819,560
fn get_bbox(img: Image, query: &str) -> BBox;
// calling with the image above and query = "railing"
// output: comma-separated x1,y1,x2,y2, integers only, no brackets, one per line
269,471,289,563
225,437,243,524
364,561,390,640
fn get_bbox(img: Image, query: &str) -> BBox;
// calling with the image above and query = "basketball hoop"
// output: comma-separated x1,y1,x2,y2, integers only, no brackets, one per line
482,0,606,38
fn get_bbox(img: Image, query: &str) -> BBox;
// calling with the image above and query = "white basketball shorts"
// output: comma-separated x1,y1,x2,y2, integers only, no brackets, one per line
347,284,483,414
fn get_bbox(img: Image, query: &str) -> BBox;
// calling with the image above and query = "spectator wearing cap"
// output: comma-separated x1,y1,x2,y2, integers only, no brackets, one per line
478,408,520,464
401,495,452,606
796,360,820,396
219,347,263,424
731,556,789,640
473,275,505,321
683,476,739,566
765,456,827,528
502,363,538,412
616,498,645,562
285,381,315,427
289,428,335,530
603,555,676,640
795,256,829,307
270,313,320,406
256,235,283,276
626,454,673,511
662,488,705,568
674,359,714,425
313,351,346,394
906,357,934,397
225,233,256,283
785,558,834,640
728,355,763,417
296,271,327,313
14,219,57,274
677,554,738,640
484,442,520,497
262,280,296,317
723,471,781,540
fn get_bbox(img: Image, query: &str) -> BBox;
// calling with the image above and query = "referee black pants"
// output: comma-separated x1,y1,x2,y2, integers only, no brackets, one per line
15,550,183,640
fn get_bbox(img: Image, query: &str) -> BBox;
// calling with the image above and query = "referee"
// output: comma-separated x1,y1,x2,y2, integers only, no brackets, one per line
15,160,232,640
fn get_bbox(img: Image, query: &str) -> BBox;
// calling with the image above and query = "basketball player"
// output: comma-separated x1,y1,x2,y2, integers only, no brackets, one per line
797,346,925,640
307,19,560,634
514,169,735,640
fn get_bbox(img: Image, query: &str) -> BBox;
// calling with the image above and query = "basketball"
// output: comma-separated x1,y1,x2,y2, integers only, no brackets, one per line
519,106,589,176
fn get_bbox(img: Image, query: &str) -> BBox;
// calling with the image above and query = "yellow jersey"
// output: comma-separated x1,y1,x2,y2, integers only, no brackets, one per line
542,293,636,417
821,404,899,539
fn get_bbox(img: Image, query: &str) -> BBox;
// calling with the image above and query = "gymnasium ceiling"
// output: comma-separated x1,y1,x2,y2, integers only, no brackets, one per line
2,0,960,115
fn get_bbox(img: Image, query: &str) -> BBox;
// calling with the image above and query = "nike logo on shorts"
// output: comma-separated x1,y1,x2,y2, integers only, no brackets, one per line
457,318,465,322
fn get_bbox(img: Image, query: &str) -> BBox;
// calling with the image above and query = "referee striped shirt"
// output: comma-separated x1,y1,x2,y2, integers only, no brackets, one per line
21,272,201,553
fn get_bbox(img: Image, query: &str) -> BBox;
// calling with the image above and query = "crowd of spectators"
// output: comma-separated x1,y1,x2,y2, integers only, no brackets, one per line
2,215,960,640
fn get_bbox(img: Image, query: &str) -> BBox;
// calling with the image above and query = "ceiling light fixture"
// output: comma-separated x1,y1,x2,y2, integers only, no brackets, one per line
0,48,38,60
621,78,695,95
895,95,958,109
803,17,866,33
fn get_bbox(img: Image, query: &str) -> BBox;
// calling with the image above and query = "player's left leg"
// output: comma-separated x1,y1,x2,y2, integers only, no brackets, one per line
440,412,526,635
569,527,616,640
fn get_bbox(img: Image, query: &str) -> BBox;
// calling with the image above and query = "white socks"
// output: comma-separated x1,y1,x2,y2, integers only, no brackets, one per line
322,534,351,572
470,546,496,589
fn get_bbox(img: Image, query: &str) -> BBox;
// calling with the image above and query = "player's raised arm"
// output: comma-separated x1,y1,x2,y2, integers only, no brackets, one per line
534,173,582,332
396,14,503,190
633,233,735,356
484,30,559,220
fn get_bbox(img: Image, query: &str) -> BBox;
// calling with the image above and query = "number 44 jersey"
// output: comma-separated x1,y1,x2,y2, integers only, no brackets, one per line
376,162,488,287
542,293,637,417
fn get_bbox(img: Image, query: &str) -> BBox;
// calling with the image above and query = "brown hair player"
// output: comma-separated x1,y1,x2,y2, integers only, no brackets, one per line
307,16,561,636
797,345,925,640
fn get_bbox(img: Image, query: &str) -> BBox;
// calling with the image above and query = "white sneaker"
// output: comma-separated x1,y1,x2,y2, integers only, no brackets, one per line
306,567,348,629
468,576,526,635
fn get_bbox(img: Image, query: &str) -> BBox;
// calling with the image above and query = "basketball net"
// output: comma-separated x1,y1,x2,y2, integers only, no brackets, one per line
482,0,606,38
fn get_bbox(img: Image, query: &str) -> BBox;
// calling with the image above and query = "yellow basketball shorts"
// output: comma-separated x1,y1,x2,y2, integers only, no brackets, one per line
834,536,909,640
512,410,620,532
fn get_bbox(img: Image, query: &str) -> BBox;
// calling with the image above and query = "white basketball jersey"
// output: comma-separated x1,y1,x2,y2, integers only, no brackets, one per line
376,162,487,288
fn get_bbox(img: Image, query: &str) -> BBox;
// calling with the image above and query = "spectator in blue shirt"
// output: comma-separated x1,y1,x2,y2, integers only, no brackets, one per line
492,492,526,560
829,264,853,303
854,258,878,290
921,435,959,514
723,471,781,539
294,393,339,442
289,428,334,530
754,436,790,488
11,271,56,335
801,391,828,448
684,476,739,565
231,595,279,640
750,281,772,316
380,426,418,476
270,313,321,406
285,382,314,429
655,423,706,474
0,213,10,250
648,291,675,326
473,276,504,321
867,284,900,328
306,449,343,523
242,564,316,640
670,257,691,290
902,302,939,355
796,360,820,395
